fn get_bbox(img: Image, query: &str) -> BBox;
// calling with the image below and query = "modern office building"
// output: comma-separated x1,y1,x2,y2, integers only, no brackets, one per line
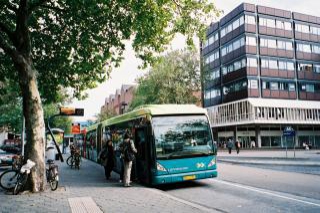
202,3,320,148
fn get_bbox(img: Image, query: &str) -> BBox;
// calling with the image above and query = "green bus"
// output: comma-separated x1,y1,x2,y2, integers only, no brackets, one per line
85,104,217,185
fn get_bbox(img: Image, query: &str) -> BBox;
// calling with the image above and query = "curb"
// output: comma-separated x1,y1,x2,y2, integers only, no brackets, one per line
218,159,320,167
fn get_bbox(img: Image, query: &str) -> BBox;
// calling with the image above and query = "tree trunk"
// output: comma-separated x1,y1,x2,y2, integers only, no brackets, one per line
14,55,46,192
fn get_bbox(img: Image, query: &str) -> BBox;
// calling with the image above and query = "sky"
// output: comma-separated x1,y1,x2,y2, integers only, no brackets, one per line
70,0,320,121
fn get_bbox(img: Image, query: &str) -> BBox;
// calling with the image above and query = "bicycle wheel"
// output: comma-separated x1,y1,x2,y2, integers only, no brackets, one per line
0,170,19,191
13,174,27,195
49,176,59,191
66,156,73,166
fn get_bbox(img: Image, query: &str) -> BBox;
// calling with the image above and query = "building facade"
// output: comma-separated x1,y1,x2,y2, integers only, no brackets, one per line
100,84,136,116
202,3,320,149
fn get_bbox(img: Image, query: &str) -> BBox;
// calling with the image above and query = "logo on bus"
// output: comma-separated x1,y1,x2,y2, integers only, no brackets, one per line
168,167,188,172
196,163,205,168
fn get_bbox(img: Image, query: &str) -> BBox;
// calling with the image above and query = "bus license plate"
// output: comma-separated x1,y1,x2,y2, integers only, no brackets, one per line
183,175,196,180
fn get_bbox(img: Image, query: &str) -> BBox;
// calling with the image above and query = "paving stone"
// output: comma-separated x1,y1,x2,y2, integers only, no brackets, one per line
0,156,212,213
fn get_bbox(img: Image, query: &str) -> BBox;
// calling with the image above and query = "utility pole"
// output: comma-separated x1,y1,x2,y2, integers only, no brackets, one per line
21,117,25,156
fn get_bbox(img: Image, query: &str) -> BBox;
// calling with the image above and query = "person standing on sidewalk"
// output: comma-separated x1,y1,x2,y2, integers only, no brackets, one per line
227,139,233,154
120,133,137,187
98,137,114,180
235,140,241,154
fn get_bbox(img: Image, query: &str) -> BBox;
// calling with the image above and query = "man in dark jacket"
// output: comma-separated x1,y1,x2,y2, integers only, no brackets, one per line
120,133,137,187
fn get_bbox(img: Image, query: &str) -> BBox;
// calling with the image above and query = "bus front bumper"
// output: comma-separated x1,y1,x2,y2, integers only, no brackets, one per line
152,169,217,185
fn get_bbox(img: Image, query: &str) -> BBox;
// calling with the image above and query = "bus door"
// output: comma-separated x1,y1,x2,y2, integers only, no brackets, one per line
134,127,150,183
97,124,102,158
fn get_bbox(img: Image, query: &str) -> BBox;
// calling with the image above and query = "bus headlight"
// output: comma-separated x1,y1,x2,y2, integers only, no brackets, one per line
208,158,216,167
156,162,167,172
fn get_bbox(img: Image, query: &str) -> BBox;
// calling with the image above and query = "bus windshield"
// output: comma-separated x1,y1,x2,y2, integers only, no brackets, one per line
152,115,214,160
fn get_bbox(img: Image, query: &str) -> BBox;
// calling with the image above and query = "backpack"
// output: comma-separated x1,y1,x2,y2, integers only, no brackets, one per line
123,140,135,162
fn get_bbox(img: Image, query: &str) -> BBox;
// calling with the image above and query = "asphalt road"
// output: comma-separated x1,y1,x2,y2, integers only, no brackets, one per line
158,163,320,213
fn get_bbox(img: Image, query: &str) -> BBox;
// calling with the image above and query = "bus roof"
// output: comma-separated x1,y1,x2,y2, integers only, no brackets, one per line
97,104,207,128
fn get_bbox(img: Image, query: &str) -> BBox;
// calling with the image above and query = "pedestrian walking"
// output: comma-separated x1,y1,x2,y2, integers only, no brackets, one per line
120,133,137,187
227,139,233,154
98,137,115,180
235,140,241,154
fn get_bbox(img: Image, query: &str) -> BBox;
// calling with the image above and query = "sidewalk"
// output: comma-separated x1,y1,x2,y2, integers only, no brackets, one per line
217,149,320,166
0,156,213,213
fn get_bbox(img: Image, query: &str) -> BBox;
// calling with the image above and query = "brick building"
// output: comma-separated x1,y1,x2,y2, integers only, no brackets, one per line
100,84,136,115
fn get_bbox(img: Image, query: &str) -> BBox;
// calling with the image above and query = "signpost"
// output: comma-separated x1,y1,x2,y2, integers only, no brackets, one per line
283,126,295,158
48,107,84,162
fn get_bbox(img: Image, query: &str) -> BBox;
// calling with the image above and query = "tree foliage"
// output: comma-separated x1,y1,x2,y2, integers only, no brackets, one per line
130,49,201,109
0,0,220,100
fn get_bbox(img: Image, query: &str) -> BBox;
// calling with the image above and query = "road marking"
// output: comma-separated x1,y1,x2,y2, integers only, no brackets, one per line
210,179,320,208
146,188,220,212
68,197,103,213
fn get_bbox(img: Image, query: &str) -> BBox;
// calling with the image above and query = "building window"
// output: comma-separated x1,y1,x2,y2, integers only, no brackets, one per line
298,63,312,72
262,81,270,89
310,26,320,35
287,61,295,71
247,57,257,67
246,36,257,46
261,59,268,68
259,17,267,26
222,66,227,75
221,47,227,56
245,15,256,25
228,64,234,73
306,84,315,92
260,38,268,47
301,25,310,33
285,41,293,51
210,68,220,81
314,64,320,73
284,22,292,30
266,19,276,28
312,45,320,54
232,18,240,30
288,83,295,91
276,20,284,29
278,60,294,71
221,28,226,37
268,39,277,49
269,60,278,69
249,79,258,89
234,61,242,70
270,82,278,90
297,43,311,53
296,24,310,33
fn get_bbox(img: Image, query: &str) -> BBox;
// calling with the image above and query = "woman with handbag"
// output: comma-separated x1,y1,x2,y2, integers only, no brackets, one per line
99,138,114,180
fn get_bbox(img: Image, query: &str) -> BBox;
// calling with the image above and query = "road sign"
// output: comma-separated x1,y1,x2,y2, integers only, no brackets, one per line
283,126,295,137
60,107,84,116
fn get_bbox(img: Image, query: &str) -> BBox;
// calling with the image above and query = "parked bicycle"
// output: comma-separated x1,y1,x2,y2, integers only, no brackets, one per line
66,148,81,169
13,159,36,195
46,159,59,191
0,155,24,191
